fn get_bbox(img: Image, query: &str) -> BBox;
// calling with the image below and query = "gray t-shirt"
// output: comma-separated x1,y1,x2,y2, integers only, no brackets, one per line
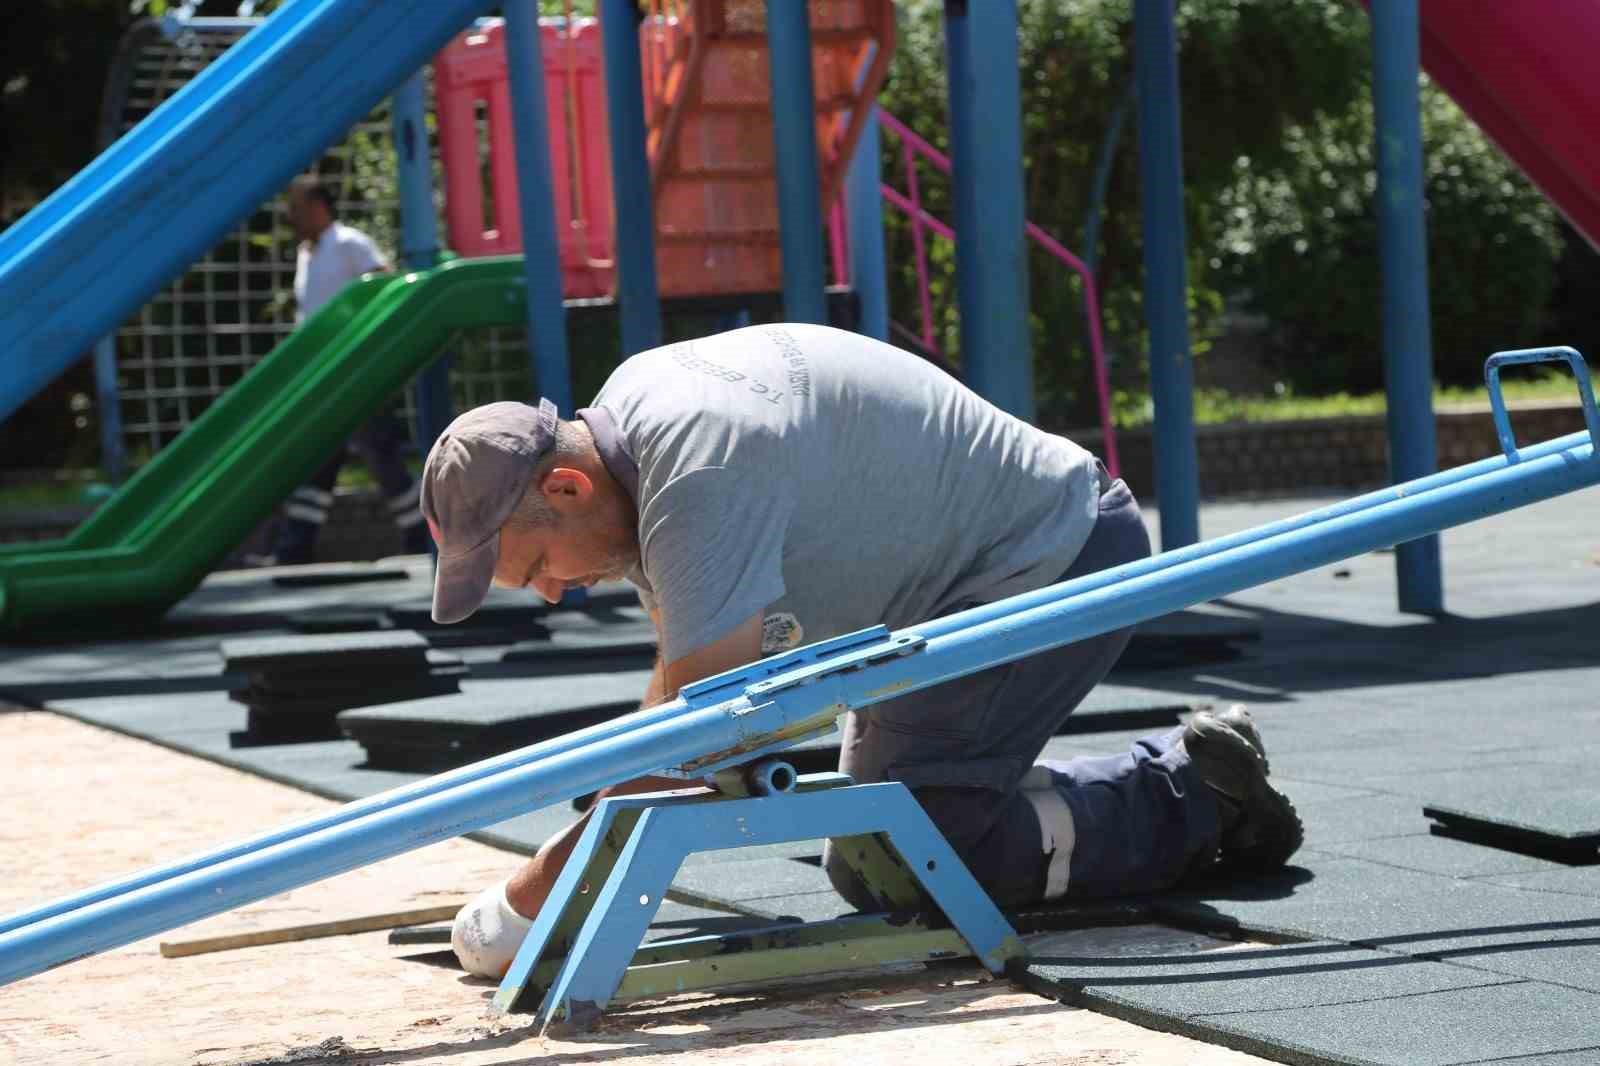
585,324,1103,663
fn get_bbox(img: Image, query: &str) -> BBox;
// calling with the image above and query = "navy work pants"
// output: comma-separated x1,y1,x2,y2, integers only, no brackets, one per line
824,470,1222,907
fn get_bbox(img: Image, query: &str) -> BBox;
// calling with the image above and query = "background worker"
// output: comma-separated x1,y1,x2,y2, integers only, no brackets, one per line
253,174,430,565
418,323,1302,978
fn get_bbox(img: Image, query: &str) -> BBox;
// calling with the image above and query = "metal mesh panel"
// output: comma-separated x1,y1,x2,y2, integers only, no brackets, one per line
107,23,535,465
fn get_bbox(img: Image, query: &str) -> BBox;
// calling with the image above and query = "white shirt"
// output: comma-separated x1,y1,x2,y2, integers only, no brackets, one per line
293,222,388,323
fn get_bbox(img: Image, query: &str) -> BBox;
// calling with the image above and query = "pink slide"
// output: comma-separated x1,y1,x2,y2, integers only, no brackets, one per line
1414,0,1600,247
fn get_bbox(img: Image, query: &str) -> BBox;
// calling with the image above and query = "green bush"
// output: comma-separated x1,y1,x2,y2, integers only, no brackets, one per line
1218,81,1562,393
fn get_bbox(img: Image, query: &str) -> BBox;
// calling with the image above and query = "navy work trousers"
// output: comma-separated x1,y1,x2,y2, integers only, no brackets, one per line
824,470,1222,907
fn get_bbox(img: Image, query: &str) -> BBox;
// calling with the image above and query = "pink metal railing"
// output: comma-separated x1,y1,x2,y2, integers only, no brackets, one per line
865,109,1120,477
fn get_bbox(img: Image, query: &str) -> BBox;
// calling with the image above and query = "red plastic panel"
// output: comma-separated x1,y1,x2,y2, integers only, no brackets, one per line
1413,0,1600,249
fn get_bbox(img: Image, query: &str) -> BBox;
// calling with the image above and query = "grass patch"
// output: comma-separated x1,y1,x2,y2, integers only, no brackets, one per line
1113,371,1582,428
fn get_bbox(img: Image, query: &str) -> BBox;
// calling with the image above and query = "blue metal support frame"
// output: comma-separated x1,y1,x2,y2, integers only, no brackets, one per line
2,350,1597,986
845,105,890,342
765,1,828,325
391,70,454,450
497,776,1021,1026
943,0,1033,420
599,0,662,356
1371,0,1443,614
1133,0,1200,549
505,1,575,414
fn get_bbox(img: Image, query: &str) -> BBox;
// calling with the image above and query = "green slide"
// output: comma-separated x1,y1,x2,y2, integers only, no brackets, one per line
0,256,533,633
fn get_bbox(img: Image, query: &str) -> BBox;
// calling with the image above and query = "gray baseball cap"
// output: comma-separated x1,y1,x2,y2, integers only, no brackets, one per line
420,399,558,623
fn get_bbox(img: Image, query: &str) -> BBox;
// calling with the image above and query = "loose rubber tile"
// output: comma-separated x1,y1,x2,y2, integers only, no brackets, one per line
1022,926,1501,1017
221,630,431,670
1194,981,1600,1066
1418,771,1600,835
1316,832,1571,879
340,675,650,728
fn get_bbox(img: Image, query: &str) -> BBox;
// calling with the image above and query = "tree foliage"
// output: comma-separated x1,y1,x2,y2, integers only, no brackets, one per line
878,0,1563,419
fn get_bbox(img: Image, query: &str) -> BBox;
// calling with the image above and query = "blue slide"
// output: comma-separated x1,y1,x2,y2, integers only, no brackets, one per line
0,0,496,424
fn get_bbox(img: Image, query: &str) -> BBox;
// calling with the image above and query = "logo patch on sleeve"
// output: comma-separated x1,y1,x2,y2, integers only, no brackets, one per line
761,612,804,653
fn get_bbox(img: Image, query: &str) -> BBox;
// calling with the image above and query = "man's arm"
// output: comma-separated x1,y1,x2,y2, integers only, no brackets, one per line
500,613,764,920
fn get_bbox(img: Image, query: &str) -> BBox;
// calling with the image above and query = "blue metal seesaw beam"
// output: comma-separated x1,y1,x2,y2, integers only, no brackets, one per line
0,348,1595,988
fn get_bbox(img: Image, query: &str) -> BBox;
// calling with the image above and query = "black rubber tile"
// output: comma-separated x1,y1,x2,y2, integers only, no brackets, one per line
670,856,835,904
500,629,657,664
283,608,392,633
1021,927,1498,1018
1196,981,1600,1066
1260,777,1379,808
1438,938,1600,994
221,630,431,671
271,565,410,588
1477,864,1600,900
1293,791,1431,847
1268,742,1496,785
1419,770,1600,863
1474,1051,1600,1065
1317,832,1569,879
338,674,651,772
233,673,466,720
1158,858,1600,956
741,891,852,923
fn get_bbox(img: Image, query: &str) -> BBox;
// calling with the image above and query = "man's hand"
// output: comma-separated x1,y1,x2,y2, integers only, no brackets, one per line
452,612,766,977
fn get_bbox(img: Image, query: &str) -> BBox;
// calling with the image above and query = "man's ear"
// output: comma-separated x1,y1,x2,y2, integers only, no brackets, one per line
539,466,595,511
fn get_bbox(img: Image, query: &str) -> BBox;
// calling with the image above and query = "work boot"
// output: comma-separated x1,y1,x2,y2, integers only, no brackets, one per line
1183,705,1303,872
1187,703,1270,775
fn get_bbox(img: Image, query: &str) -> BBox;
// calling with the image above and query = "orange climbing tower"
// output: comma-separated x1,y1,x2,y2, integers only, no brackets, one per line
435,2,894,299
638,0,894,296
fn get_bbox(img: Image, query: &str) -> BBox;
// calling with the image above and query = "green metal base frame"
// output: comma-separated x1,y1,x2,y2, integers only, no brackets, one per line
493,772,1026,1031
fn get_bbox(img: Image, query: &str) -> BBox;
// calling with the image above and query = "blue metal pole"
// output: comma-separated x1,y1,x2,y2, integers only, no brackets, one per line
91,338,127,484
845,105,889,341
943,0,1033,420
4,431,1598,984
1133,0,1200,549
391,70,453,450
505,1,575,414
599,0,662,356
1371,0,1443,615
765,0,827,325
1083,77,1135,280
